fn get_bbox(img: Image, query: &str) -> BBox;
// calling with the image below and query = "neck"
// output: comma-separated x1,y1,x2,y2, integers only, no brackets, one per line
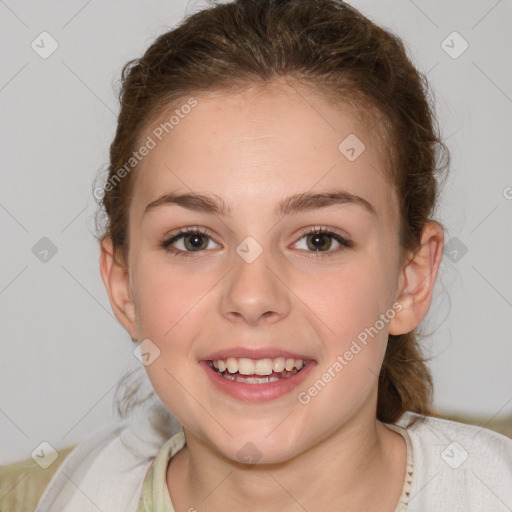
166,408,407,512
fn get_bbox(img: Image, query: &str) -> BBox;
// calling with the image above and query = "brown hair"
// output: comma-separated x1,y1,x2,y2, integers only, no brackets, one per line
94,0,449,426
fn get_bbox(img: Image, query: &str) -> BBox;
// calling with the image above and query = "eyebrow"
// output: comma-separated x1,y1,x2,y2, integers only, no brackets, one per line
143,189,377,218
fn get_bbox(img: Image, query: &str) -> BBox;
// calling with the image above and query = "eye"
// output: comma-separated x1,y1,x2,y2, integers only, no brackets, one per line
160,227,220,257
160,226,352,258
292,226,352,256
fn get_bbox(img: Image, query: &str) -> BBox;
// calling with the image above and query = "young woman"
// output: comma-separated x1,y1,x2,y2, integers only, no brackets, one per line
2,1,511,510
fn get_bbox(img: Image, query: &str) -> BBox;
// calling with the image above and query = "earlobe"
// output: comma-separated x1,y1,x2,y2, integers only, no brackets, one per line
99,237,137,340
389,222,444,335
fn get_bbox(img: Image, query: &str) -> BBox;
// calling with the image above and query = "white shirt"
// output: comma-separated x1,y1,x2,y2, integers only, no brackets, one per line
394,412,512,511
34,405,512,512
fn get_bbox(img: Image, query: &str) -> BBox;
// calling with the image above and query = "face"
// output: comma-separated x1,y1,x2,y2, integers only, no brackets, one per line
124,81,404,463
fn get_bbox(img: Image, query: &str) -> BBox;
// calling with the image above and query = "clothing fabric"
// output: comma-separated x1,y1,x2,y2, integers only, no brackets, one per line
2,408,512,511
0,444,76,511
134,416,512,512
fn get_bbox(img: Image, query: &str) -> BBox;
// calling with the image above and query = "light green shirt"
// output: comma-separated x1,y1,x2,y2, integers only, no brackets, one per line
136,430,186,511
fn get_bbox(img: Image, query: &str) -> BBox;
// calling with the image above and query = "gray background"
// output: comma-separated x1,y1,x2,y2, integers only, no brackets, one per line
0,0,511,464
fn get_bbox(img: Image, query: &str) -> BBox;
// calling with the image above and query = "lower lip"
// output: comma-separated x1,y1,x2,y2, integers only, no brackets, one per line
200,360,317,402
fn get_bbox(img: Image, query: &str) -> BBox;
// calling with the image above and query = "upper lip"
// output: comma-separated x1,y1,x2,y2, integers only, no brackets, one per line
202,347,315,361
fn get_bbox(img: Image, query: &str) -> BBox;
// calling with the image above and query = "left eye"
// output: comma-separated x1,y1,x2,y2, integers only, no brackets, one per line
293,228,351,253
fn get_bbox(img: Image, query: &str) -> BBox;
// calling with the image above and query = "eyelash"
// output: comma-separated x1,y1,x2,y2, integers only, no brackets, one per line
160,226,352,259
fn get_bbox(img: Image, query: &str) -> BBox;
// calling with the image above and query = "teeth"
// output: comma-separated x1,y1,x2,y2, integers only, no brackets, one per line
238,358,255,375
223,373,282,384
254,358,273,375
221,369,299,383
226,357,239,374
211,356,305,376
272,357,286,373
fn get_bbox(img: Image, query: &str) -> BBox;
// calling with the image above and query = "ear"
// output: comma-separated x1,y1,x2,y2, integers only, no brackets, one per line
389,221,444,335
99,237,137,340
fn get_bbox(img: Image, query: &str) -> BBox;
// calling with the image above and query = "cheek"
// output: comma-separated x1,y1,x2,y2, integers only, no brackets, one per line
132,260,211,421
133,257,211,339
295,264,393,414
301,259,395,342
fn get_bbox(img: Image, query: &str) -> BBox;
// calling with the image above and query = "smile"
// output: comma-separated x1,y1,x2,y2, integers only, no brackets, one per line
207,356,306,384
201,357,316,402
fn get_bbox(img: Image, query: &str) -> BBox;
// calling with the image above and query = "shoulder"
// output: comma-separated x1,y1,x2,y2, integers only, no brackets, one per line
0,418,128,512
0,444,76,512
31,405,183,511
402,411,512,460
396,411,512,510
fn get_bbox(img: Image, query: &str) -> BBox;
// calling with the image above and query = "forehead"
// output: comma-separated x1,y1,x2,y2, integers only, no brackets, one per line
130,82,397,226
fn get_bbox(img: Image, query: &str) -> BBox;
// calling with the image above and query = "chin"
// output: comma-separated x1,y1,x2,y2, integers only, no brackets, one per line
209,430,302,466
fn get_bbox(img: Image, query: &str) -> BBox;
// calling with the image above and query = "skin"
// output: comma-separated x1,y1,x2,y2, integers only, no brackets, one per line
100,78,443,511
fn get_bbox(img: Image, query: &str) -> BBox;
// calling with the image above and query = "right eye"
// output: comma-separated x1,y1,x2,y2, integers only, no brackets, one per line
160,227,221,257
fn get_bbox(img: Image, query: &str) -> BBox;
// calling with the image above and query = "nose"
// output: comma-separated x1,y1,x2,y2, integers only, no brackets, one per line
219,243,292,326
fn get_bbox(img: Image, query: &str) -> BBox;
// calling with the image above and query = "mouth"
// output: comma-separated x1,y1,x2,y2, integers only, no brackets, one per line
206,356,310,384
200,354,317,402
